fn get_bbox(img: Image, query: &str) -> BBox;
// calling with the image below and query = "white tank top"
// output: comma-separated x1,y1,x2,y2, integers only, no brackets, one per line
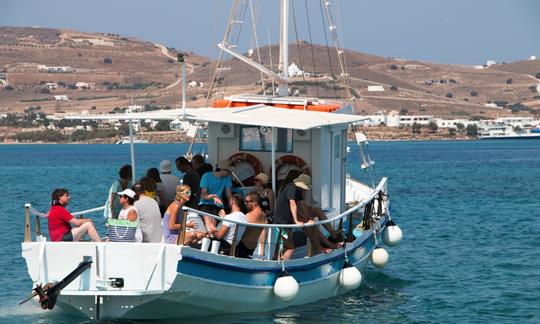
118,206,138,220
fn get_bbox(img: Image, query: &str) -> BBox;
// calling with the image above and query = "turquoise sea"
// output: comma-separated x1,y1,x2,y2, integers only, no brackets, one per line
1,140,539,323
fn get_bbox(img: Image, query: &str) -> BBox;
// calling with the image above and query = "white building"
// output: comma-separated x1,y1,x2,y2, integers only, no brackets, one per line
288,63,304,77
398,115,433,126
367,85,384,92
529,55,536,60
45,82,58,90
486,60,497,67
54,95,69,101
75,82,95,89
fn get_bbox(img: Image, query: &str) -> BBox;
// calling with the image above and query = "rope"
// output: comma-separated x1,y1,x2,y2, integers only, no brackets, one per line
318,0,339,99
291,0,309,97
304,0,320,98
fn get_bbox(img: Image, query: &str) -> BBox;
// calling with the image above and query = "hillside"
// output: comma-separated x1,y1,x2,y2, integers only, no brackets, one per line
1,27,540,120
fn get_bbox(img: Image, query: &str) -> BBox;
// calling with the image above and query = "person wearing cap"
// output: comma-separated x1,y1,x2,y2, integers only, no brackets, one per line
104,164,132,219
274,174,340,259
198,160,233,233
114,188,142,242
273,174,316,260
117,189,138,221
159,160,180,208
252,173,275,221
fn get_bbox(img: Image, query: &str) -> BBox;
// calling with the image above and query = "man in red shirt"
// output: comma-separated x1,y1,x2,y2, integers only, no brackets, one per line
48,188,101,242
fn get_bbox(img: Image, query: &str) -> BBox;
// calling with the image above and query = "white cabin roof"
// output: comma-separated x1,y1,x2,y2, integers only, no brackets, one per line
64,105,365,130
183,105,365,130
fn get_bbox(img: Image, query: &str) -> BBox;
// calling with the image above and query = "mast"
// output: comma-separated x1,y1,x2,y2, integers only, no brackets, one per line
278,0,289,97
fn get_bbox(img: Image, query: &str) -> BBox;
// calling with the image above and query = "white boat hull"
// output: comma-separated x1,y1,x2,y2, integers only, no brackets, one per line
21,226,379,320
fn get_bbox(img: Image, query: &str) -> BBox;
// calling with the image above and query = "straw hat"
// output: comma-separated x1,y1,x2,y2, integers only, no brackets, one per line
216,160,231,171
254,173,269,185
293,174,311,190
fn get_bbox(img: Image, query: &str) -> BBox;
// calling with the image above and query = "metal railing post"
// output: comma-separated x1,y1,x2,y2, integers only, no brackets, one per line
24,203,31,242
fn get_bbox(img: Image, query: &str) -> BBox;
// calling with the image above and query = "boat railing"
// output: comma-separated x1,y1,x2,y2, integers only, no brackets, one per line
23,204,105,242
23,178,387,258
177,177,388,258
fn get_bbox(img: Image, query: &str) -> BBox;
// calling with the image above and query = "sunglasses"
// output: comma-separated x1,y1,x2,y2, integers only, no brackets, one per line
245,199,253,203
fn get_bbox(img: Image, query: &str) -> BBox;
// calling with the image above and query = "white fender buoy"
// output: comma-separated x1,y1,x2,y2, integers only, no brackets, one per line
382,220,403,247
371,247,389,268
339,265,362,290
274,275,299,302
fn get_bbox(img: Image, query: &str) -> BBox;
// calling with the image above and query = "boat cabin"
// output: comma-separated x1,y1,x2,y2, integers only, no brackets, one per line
184,98,364,214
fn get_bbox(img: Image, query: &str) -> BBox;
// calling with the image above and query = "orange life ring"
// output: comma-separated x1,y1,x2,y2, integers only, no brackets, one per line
269,155,311,182
227,152,263,186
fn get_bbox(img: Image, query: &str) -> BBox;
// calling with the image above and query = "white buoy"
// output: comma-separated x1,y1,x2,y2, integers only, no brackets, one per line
339,265,362,290
371,247,389,268
382,221,403,247
273,275,299,302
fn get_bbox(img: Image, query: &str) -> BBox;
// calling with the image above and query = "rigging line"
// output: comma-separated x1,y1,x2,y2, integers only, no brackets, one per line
248,0,266,94
291,0,309,98
318,0,339,99
267,28,276,95
304,0,319,98
323,0,356,110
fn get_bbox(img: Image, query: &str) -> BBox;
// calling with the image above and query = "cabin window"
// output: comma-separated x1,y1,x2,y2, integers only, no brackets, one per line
239,126,293,153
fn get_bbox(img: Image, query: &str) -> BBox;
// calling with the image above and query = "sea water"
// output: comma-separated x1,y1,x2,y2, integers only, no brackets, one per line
0,140,539,323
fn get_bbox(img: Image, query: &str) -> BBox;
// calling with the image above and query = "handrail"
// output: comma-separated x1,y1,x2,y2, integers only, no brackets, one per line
182,177,387,229
27,205,106,218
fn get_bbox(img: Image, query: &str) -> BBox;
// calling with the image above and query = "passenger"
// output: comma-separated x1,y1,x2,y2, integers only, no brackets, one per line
133,179,163,243
278,170,340,240
192,154,213,178
112,188,141,242
104,164,132,219
252,173,275,221
214,194,247,255
48,188,101,242
146,167,167,215
163,185,205,245
198,160,233,234
159,160,180,207
175,156,201,208
237,192,267,258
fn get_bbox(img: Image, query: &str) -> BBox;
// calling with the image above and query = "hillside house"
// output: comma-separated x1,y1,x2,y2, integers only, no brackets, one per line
54,95,69,101
75,82,95,90
45,82,58,90
367,85,384,92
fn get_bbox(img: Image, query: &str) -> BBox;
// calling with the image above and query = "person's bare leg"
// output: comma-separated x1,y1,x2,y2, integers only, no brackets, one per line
309,206,338,236
71,222,102,242
203,216,217,233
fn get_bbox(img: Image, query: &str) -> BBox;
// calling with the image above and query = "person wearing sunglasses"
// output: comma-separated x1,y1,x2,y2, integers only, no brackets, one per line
163,185,205,245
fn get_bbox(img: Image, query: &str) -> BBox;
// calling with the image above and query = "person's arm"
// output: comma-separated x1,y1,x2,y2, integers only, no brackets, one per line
167,203,180,231
214,223,229,240
69,217,93,227
127,208,138,222
267,189,275,216
290,199,314,226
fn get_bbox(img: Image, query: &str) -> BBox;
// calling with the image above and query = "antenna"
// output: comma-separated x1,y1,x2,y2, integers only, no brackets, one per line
178,53,186,118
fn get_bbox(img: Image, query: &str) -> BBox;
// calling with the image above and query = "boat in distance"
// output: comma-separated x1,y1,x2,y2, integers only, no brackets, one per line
20,0,404,320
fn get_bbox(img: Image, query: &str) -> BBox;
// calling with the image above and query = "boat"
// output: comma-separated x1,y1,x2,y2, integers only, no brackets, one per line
478,124,540,139
115,137,149,144
20,1,403,320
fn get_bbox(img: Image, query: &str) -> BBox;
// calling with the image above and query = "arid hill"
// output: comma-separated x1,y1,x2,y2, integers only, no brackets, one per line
1,27,540,119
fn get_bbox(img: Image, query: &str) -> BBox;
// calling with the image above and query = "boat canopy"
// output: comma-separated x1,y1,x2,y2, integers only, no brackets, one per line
66,104,366,130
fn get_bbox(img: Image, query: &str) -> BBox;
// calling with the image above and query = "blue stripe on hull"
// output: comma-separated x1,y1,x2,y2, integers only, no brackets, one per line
176,236,375,286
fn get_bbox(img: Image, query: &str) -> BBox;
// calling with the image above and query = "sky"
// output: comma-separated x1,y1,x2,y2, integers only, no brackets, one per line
2,0,539,65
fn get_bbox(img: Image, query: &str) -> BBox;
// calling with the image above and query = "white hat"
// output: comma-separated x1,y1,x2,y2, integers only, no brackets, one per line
117,188,136,199
160,160,172,173
293,174,311,190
